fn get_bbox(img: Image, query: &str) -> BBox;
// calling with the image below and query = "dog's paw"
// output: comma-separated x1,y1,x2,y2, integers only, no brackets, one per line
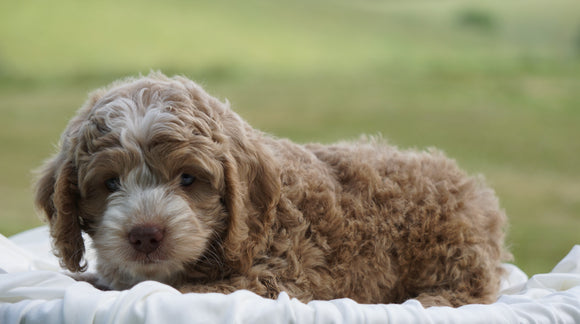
66,271,111,291
414,293,454,308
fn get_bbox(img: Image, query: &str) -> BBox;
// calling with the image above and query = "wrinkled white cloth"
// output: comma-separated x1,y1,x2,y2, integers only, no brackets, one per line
0,227,579,324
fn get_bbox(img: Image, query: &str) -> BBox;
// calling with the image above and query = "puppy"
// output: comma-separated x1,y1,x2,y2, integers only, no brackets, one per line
35,72,510,307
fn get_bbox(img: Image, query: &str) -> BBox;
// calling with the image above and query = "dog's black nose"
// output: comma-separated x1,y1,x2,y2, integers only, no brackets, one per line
128,225,164,254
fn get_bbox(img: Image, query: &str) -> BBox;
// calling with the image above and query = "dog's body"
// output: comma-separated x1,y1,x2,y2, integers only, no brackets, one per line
35,73,510,307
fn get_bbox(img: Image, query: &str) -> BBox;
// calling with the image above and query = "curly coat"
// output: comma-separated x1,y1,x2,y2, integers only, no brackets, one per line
34,73,511,307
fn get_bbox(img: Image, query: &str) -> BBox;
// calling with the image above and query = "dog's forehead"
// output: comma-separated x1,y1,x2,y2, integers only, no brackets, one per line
70,77,231,178
74,82,226,177
85,85,218,149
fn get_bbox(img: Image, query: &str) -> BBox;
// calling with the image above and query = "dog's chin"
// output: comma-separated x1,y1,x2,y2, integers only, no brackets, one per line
98,256,188,290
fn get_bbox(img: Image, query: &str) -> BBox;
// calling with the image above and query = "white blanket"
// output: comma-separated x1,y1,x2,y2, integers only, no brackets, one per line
1,227,579,324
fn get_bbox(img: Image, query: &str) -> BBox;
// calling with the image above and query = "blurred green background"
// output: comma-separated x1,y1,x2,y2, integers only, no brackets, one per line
1,0,579,276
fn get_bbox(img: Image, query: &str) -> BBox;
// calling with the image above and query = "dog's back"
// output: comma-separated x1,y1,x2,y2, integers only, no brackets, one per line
267,138,510,306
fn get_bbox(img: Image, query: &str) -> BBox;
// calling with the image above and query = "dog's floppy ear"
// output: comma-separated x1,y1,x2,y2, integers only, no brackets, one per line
35,148,87,272
34,85,108,272
219,121,281,272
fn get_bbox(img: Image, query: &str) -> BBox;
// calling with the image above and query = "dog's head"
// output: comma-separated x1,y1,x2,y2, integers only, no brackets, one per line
34,73,281,289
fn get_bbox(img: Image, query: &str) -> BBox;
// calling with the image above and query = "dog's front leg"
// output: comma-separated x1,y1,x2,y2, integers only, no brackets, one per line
178,282,239,295
177,276,281,299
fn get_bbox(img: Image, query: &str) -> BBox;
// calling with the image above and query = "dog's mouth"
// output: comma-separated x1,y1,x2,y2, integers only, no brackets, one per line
129,249,169,264
124,253,184,281
137,255,163,265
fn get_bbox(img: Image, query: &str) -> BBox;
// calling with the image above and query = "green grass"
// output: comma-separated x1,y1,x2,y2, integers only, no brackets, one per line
1,0,579,276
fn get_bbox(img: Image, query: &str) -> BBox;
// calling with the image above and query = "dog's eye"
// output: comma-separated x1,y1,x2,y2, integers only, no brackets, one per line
104,177,121,192
180,173,196,187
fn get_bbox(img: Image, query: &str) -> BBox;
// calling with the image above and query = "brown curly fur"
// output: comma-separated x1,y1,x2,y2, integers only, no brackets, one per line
34,72,511,307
